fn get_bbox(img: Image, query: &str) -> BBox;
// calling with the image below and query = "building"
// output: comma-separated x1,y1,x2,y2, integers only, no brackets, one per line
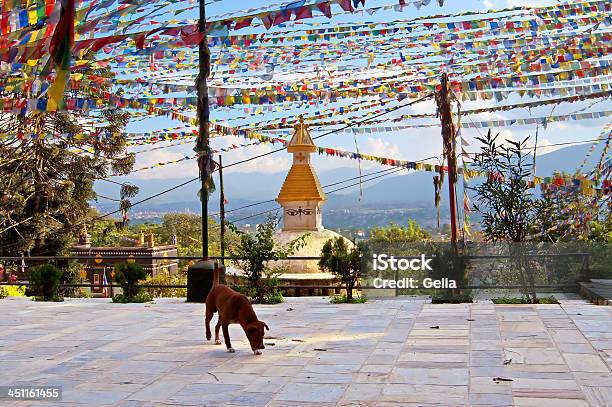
71,229,178,295
272,116,354,288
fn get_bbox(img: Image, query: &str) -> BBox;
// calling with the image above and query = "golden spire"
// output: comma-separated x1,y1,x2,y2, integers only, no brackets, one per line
277,118,325,203
287,115,317,153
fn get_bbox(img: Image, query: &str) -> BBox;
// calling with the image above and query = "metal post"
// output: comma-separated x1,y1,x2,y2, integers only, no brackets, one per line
437,73,459,250
219,155,226,265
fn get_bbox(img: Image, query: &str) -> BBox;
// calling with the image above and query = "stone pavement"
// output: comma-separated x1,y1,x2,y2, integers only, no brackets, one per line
0,296,611,406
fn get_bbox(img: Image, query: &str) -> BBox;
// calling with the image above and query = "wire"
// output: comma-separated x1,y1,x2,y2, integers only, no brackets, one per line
88,177,200,223
218,156,443,225
462,136,611,157
222,93,435,169
210,155,441,218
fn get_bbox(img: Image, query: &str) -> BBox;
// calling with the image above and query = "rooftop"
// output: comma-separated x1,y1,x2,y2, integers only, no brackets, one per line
0,297,611,406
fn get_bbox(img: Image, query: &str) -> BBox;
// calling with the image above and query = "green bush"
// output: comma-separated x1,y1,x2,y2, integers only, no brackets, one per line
230,215,304,304
60,261,86,298
330,295,367,304
112,262,147,301
263,287,284,304
142,272,187,298
229,268,284,304
492,295,559,304
112,292,152,303
77,288,91,298
431,293,473,304
29,264,63,301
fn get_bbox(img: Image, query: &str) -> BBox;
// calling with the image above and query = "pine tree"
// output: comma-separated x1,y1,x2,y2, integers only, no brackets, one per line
0,58,137,256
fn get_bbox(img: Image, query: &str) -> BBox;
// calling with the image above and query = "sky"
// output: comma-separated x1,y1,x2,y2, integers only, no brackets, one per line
106,0,611,195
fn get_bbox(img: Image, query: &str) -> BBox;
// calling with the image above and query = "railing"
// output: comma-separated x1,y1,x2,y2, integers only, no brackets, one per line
0,252,593,297
0,255,341,297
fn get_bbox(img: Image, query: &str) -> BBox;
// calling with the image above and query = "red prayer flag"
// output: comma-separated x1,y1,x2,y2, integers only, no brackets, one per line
317,2,332,18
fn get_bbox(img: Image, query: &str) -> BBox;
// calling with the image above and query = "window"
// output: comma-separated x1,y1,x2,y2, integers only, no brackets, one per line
93,273,100,285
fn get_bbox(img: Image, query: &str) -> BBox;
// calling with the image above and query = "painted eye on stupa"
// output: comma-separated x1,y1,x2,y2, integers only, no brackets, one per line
286,208,312,216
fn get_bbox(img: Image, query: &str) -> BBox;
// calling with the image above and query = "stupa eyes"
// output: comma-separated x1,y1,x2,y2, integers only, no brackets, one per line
286,208,312,216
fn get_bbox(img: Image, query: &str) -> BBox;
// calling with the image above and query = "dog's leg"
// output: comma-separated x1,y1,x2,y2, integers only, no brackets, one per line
205,309,214,341
222,322,234,352
214,319,222,345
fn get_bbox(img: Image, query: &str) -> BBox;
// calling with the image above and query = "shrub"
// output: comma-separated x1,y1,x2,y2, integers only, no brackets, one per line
228,268,285,304
492,295,558,304
112,262,148,302
28,264,63,301
431,293,473,304
59,261,86,298
230,215,304,304
330,295,367,304
77,288,91,298
319,237,361,302
142,272,187,298
112,292,152,303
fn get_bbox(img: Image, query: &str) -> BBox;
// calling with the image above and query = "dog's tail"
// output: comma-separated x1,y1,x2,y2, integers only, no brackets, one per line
212,261,220,287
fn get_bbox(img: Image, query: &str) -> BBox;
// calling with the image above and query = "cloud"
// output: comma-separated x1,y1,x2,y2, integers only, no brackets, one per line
364,137,402,159
127,136,290,179
480,130,560,155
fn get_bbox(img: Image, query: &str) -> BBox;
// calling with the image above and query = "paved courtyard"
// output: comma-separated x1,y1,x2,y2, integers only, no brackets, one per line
0,296,611,407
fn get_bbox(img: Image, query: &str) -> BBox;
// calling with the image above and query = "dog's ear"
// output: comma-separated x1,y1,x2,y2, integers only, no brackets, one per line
262,322,269,331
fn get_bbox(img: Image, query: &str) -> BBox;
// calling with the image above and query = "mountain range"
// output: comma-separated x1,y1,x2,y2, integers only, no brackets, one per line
93,142,608,228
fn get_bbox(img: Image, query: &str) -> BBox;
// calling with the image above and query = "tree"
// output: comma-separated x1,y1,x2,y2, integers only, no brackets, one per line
369,219,430,243
536,173,612,243
319,237,362,302
0,56,137,256
230,215,304,303
471,130,541,302
159,213,240,267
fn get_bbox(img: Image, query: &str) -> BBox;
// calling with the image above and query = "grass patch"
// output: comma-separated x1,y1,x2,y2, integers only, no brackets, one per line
330,295,367,304
431,293,474,304
492,295,559,304
112,292,153,303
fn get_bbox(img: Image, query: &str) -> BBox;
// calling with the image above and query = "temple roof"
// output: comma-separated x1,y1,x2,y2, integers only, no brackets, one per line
276,164,326,203
287,116,317,153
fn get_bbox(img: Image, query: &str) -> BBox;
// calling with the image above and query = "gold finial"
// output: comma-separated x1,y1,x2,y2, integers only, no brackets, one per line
299,114,304,124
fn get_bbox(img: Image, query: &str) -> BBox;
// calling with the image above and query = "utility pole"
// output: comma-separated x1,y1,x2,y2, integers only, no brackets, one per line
436,73,459,250
219,155,226,266
187,0,221,302
197,0,211,258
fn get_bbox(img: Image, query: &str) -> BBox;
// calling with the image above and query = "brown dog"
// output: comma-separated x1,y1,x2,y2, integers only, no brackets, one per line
205,263,269,354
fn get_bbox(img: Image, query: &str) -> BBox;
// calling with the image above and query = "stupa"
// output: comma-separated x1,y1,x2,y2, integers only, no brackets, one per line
273,117,353,285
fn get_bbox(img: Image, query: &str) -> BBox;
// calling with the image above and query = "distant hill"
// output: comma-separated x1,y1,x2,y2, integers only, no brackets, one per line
93,142,608,217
